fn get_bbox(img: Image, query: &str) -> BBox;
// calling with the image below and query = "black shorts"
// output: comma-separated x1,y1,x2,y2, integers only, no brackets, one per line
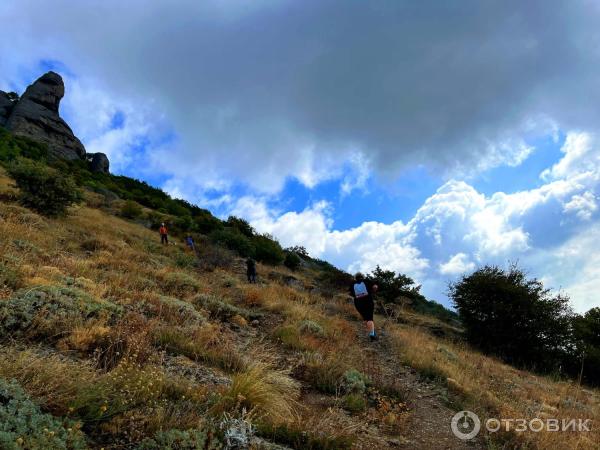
354,296,374,321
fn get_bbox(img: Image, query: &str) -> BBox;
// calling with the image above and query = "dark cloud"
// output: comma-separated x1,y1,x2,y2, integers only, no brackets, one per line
1,0,600,189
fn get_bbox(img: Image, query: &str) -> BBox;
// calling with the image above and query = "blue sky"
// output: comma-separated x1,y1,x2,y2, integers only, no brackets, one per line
1,0,600,312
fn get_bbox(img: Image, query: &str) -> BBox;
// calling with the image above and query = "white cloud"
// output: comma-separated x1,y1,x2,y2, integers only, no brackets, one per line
563,191,597,221
230,132,600,312
439,253,476,275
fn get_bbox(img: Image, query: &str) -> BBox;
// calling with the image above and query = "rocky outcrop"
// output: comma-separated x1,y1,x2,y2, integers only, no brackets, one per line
88,152,110,174
3,72,88,161
0,91,15,126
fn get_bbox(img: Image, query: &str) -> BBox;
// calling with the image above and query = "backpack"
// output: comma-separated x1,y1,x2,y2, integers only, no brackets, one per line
353,282,369,298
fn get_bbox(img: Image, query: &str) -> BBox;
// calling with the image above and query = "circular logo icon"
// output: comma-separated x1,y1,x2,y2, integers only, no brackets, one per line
451,410,481,440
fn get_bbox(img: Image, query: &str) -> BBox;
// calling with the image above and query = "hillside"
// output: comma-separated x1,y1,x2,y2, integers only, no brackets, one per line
0,161,599,449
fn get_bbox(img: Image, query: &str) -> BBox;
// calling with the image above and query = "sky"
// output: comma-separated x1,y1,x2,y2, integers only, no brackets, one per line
1,0,599,312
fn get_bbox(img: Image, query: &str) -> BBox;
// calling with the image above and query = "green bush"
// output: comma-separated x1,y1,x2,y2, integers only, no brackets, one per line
341,369,370,395
226,216,255,237
0,378,87,450
0,127,48,163
120,200,143,219
0,285,122,339
253,234,284,265
173,252,198,269
342,393,366,414
209,228,254,257
137,427,221,450
284,251,302,271
6,157,81,217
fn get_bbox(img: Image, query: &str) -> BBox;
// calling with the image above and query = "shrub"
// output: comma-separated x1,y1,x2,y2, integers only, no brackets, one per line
300,354,348,394
449,264,575,371
197,242,233,272
273,325,305,351
0,286,122,340
192,293,259,321
0,259,22,290
0,378,87,450
162,272,200,297
342,393,366,414
174,252,198,269
0,127,48,163
256,423,354,450
6,157,81,217
153,326,246,373
253,234,284,265
214,362,299,421
284,251,302,271
154,296,205,326
121,200,143,219
137,428,222,450
573,307,600,386
298,319,324,336
341,369,370,395
226,216,254,237
209,228,254,258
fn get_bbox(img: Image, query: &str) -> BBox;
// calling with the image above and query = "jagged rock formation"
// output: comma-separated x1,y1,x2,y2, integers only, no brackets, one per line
1,72,108,170
0,91,15,126
88,152,110,174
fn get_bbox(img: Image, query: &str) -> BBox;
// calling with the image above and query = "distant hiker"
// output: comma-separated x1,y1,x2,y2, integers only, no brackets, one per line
159,223,168,245
246,257,257,283
185,235,195,252
350,273,379,341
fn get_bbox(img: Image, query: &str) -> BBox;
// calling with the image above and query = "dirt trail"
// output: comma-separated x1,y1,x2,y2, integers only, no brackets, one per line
358,325,484,450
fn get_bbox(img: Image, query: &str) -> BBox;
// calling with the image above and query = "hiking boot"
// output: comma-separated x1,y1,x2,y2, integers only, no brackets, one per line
369,333,379,342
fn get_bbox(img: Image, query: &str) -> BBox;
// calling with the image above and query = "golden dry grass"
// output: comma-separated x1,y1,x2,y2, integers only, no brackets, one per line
390,326,600,449
1,166,598,449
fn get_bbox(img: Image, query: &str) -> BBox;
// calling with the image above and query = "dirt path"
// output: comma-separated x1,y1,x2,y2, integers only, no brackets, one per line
359,325,484,450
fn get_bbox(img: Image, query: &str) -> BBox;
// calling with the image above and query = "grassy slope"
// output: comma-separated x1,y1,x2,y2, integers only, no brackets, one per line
0,167,598,450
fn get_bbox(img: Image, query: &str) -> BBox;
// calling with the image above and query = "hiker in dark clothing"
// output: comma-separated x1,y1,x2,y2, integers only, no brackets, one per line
246,257,257,283
159,223,168,245
350,273,379,341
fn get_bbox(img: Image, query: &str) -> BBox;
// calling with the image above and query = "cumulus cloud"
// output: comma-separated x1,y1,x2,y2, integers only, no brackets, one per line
3,0,600,192
439,253,476,275
229,132,600,311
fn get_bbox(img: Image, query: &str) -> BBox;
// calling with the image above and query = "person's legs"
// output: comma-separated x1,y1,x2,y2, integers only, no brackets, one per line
160,234,166,244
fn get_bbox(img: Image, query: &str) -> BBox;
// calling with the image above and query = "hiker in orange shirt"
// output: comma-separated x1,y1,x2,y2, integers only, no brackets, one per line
159,223,168,245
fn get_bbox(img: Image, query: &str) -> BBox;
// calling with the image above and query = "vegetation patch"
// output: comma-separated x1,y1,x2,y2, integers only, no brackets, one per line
0,378,87,450
0,286,122,340
193,293,260,321
137,427,222,450
161,271,200,297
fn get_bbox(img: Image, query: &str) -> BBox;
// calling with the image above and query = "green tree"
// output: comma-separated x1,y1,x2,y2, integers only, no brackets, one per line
284,250,302,271
7,157,81,217
226,216,255,237
573,308,600,386
366,265,423,304
449,264,575,371
253,233,285,265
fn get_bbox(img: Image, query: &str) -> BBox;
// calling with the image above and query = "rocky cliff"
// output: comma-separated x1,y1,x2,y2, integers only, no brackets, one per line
1,71,109,173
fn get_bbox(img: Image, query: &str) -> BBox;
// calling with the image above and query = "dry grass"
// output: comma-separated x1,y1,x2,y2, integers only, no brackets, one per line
214,361,300,423
390,326,600,449
2,167,598,449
